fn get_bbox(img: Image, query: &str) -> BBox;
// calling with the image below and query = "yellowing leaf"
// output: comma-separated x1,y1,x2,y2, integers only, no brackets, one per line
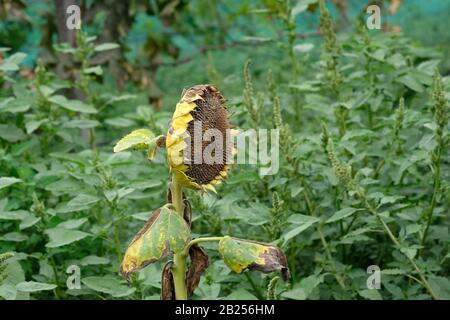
120,204,190,279
218,236,290,280
113,129,163,160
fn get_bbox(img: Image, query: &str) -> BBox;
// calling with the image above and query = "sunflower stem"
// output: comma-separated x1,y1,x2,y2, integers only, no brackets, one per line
182,236,223,256
170,176,188,300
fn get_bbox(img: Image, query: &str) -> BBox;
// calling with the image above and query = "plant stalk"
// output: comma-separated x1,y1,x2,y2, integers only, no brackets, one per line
170,176,188,300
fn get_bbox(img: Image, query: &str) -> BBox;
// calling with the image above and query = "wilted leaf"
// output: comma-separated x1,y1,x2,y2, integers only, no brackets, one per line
218,236,290,280
187,244,209,297
120,204,190,278
161,261,174,300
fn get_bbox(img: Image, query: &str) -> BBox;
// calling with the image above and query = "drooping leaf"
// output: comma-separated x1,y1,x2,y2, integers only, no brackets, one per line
186,244,209,297
218,236,290,280
161,261,174,300
120,204,190,278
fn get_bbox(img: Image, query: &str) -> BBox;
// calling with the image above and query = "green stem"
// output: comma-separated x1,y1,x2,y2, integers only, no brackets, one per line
300,177,346,289
182,236,223,256
49,256,62,299
360,195,439,300
172,252,187,300
170,176,188,300
421,147,442,248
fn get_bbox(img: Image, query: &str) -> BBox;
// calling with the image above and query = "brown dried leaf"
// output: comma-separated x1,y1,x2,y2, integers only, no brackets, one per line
161,261,175,300
186,244,209,297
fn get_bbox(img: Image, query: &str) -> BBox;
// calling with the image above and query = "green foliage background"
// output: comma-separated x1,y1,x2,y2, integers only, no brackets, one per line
0,0,449,300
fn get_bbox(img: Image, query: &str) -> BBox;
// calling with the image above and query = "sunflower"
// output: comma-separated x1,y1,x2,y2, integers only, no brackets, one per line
166,84,235,191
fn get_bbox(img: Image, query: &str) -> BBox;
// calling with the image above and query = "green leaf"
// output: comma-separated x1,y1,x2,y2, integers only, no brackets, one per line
82,275,135,297
0,97,30,113
57,218,88,229
113,129,163,160
283,214,319,244
45,227,90,248
281,274,324,300
94,43,120,52
0,283,16,299
105,118,135,127
294,43,314,53
16,281,56,293
57,194,100,213
83,66,103,75
218,236,290,280
48,95,97,114
0,124,26,142
400,247,418,260
358,289,382,300
326,207,361,223
113,128,155,152
63,119,100,129
226,288,258,300
0,53,26,71
26,119,48,134
19,215,41,230
120,204,190,278
80,255,110,266
0,177,22,190
0,210,29,221
282,224,315,243
0,232,28,242
396,74,424,92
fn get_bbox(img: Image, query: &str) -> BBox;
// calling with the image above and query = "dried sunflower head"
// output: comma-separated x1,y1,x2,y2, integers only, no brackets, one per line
166,84,235,191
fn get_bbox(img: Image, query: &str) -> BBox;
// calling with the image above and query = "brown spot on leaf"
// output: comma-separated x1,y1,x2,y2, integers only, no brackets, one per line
156,135,166,148
250,246,291,281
